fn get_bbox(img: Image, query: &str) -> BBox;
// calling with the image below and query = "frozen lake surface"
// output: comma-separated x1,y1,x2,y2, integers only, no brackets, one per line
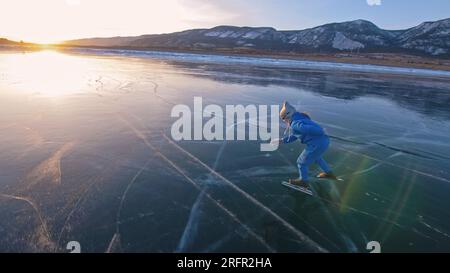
0,49,450,252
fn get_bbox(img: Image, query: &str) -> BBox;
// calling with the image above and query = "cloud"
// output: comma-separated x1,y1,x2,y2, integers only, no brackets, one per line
366,0,382,6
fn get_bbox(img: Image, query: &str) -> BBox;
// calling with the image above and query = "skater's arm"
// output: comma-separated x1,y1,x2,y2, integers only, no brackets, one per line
291,120,324,136
282,134,298,144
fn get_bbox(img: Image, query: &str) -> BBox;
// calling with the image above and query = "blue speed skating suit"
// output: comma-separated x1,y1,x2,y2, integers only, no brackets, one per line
282,112,331,182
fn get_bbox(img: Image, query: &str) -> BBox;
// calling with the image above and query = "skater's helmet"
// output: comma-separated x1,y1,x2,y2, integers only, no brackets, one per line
279,101,296,121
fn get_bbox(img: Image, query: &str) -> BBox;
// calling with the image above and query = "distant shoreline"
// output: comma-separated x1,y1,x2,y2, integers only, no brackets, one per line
55,44,450,73
2,44,450,75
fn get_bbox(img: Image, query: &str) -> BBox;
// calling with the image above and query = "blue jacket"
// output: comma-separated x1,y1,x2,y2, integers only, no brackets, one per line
282,112,327,145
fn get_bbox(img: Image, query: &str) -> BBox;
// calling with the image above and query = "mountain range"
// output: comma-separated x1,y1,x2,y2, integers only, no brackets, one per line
63,18,450,57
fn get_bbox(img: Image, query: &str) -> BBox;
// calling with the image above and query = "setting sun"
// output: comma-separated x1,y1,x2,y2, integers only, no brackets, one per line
0,50,94,96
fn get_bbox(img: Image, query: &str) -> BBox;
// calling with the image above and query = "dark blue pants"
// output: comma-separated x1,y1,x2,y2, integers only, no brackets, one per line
297,136,331,181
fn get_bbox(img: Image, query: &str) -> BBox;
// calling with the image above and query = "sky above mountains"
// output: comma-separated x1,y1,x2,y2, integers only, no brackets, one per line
1,0,449,43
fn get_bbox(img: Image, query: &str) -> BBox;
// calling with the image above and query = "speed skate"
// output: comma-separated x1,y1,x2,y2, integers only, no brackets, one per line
281,181,313,196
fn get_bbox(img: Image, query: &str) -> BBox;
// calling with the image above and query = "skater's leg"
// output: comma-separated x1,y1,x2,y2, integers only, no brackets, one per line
293,138,332,185
296,147,315,182
316,157,331,173
297,160,310,181
290,151,312,188
313,138,337,178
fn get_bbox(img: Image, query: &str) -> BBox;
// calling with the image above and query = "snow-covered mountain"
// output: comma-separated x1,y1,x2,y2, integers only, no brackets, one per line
283,20,396,50
397,18,450,55
65,18,450,57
